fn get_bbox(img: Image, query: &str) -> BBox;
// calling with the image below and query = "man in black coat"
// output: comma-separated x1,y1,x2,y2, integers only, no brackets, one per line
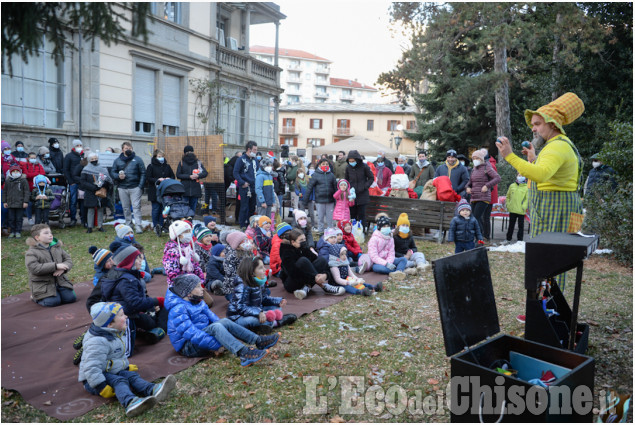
345,150,374,228
110,142,146,233
47,137,65,174
306,158,337,233
63,139,85,226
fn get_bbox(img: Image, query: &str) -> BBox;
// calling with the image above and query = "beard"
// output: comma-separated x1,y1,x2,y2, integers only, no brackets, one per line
531,133,546,150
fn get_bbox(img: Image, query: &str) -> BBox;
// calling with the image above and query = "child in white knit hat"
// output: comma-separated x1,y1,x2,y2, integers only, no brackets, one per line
162,220,204,288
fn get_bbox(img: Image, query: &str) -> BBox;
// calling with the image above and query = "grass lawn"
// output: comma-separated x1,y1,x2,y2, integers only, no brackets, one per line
1,224,632,422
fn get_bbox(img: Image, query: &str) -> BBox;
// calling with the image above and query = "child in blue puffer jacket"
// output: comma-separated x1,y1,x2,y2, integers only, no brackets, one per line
165,274,281,367
448,200,484,254
226,257,296,333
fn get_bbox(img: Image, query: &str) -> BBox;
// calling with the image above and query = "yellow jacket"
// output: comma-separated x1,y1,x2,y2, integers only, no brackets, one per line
504,135,579,192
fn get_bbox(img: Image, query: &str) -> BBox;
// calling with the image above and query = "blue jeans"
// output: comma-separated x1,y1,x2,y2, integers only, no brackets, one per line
371,256,408,274
1,190,7,228
84,369,154,407
238,186,256,228
180,318,259,357
151,202,163,227
455,241,475,253
184,196,199,214
342,282,375,295
204,186,219,212
69,183,78,220
233,310,276,331
25,201,32,219
36,286,77,307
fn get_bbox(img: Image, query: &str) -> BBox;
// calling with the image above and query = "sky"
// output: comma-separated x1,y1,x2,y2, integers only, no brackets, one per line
250,0,411,89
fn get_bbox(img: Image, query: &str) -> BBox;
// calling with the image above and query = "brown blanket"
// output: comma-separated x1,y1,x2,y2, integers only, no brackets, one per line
1,273,387,420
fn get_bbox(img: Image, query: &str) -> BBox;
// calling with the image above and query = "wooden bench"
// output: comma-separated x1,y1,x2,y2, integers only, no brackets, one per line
365,196,457,243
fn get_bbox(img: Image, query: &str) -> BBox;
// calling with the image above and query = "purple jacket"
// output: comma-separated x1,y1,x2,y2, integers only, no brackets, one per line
467,163,501,203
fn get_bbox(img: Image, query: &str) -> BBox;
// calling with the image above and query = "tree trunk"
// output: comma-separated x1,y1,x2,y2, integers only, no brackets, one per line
494,42,512,158
551,13,563,100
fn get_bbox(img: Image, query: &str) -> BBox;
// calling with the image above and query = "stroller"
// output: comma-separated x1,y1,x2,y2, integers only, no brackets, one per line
46,173,68,228
155,179,195,236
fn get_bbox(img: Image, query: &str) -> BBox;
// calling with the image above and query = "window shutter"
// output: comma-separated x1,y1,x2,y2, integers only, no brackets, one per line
279,137,285,145
293,137,298,147
346,119,350,128
321,139,325,146
387,120,391,131
162,74,180,127
135,67,155,124
319,119,323,129
292,118,296,126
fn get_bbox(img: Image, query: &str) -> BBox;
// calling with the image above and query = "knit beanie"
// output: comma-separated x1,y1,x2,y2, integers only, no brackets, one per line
249,215,261,228
397,213,410,238
1,141,10,151
15,140,24,147
203,215,217,226
72,139,82,148
113,245,140,270
89,246,113,268
48,137,59,146
34,175,48,187
337,219,352,234
38,146,50,156
457,199,472,213
471,149,485,161
260,157,273,168
211,244,226,257
276,222,292,237
294,209,307,222
8,164,21,174
334,228,343,236
377,216,391,229
226,231,247,250
169,220,191,241
90,302,122,327
115,223,133,239
193,223,212,241
258,216,271,228
171,274,201,298
323,228,338,240
184,145,194,154
479,148,489,160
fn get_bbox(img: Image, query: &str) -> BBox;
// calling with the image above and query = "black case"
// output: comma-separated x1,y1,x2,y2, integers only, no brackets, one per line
433,247,595,422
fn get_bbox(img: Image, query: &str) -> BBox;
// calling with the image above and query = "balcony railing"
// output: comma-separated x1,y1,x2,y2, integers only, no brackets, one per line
314,92,329,98
215,45,279,85
340,93,354,100
315,66,330,74
335,128,351,136
281,126,297,134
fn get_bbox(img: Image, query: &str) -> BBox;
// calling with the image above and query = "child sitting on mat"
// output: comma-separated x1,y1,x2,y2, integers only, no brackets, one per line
79,302,176,418
254,216,273,265
328,245,381,296
393,213,429,273
165,274,281,367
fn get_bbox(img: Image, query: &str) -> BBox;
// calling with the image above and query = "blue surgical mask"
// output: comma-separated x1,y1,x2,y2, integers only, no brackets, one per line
256,155,262,160
517,177,526,184
157,157,165,163
377,162,384,167
380,227,391,236
3,150,11,156
399,226,410,234
254,276,267,286
16,146,24,152
141,259,147,270
123,235,134,242
29,158,37,164
44,153,50,159
348,161,356,167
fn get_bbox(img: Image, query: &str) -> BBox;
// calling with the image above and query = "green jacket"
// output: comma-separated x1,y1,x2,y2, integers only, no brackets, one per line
286,165,299,192
31,186,55,210
505,182,528,215
334,158,347,180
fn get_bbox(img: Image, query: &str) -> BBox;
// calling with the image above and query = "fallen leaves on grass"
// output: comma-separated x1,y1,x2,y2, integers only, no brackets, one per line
427,378,439,385
369,351,380,357
330,415,346,423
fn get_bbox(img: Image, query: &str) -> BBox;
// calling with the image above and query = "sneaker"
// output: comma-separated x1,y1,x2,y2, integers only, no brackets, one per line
86,228,92,234
361,287,372,296
404,267,417,276
254,324,273,335
154,225,162,237
8,233,15,239
278,313,297,327
265,280,277,288
69,220,77,227
389,271,406,281
98,227,105,232
72,347,83,365
14,232,21,238
145,327,166,344
125,395,157,417
28,218,35,225
322,283,345,296
516,315,526,324
416,262,430,271
256,332,281,350
356,261,367,274
294,285,311,300
73,331,86,349
135,225,144,234
152,375,176,402
239,348,269,367
375,281,383,292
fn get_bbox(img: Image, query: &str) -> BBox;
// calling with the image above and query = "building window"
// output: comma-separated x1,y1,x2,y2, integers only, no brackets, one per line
134,66,156,135
162,74,181,135
288,71,300,82
308,138,325,147
406,120,416,130
310,118,323,129
163,2,181,23
387,120,401,131
305,73,312,81
218,82,247,145
367,120,374,131
279,136,297,147
287,95,300,104
249,92,274,147
1,37,65,128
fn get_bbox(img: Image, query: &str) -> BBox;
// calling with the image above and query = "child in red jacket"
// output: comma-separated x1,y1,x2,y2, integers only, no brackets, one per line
337,219,362,262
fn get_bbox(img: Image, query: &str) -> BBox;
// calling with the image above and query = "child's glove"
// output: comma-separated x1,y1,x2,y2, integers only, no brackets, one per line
128,364,139,372
99,385,116,399
156,297,165,308
477,240,485,245
386,263,396,271
139,271,146,279
265,310,276,322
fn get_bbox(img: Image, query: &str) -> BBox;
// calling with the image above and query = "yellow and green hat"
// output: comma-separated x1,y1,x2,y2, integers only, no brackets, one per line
524,92,585,136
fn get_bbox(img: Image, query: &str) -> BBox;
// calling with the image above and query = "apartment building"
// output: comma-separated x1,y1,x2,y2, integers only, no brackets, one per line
279,103,418,158
250,46,380,105
1,3,286,162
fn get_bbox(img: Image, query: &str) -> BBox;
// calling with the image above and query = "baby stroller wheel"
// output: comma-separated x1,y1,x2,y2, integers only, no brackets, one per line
155,224,162,237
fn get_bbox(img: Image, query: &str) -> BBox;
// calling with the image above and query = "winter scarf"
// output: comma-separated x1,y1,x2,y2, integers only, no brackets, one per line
81,161,113,185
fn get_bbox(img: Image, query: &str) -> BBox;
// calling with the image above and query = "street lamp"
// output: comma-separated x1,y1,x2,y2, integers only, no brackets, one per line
394,135,402,149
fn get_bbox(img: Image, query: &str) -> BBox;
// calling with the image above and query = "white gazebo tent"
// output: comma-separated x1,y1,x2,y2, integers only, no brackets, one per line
311,135,400,157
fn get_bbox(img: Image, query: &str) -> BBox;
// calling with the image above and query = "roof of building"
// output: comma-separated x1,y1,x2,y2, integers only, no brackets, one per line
250,46,331,62
280,103,417,113
329,78,376,91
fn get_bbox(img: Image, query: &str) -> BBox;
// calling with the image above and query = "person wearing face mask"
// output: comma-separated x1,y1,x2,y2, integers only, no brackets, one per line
37,146,57,174
374,155,393,190
434,149,470,197
367,215,407,280
233,141,260,229
344,150,375,229
176,145,208,215
146,149,175,234
584,153,616,197
3,165,30,238
162,220,205,289
63,139,85,226
12,141,28,162
409,150,436,197
393,213,430,273
334,151,348,179
212,231,256,298
504,174,529,244
110,141,146,233
80,152,113,233
109,224,138,252
255,157,276,219
2,140,19,177
47,137,65,173
465,149,501,241
21,151,45,224
284,155,300,218
294,166,317,230
374,150,394,174
306,158,337,233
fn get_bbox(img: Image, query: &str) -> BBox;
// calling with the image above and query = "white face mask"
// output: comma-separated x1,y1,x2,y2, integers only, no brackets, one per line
380,227,391,236
399,226,410,234
249,151,257,158
516,177,527,184
180,233,192,243
75,147,83,153
11,172,21,179
264,166,273,173
592,161,600,168
53,143,60,149
298,173,304,179
298,219,307,228
240,241,253,251
3,150,11,156
460,161,465,166
473,159,482,167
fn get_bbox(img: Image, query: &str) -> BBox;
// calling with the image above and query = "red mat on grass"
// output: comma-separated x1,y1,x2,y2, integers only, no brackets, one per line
1,272,387,420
